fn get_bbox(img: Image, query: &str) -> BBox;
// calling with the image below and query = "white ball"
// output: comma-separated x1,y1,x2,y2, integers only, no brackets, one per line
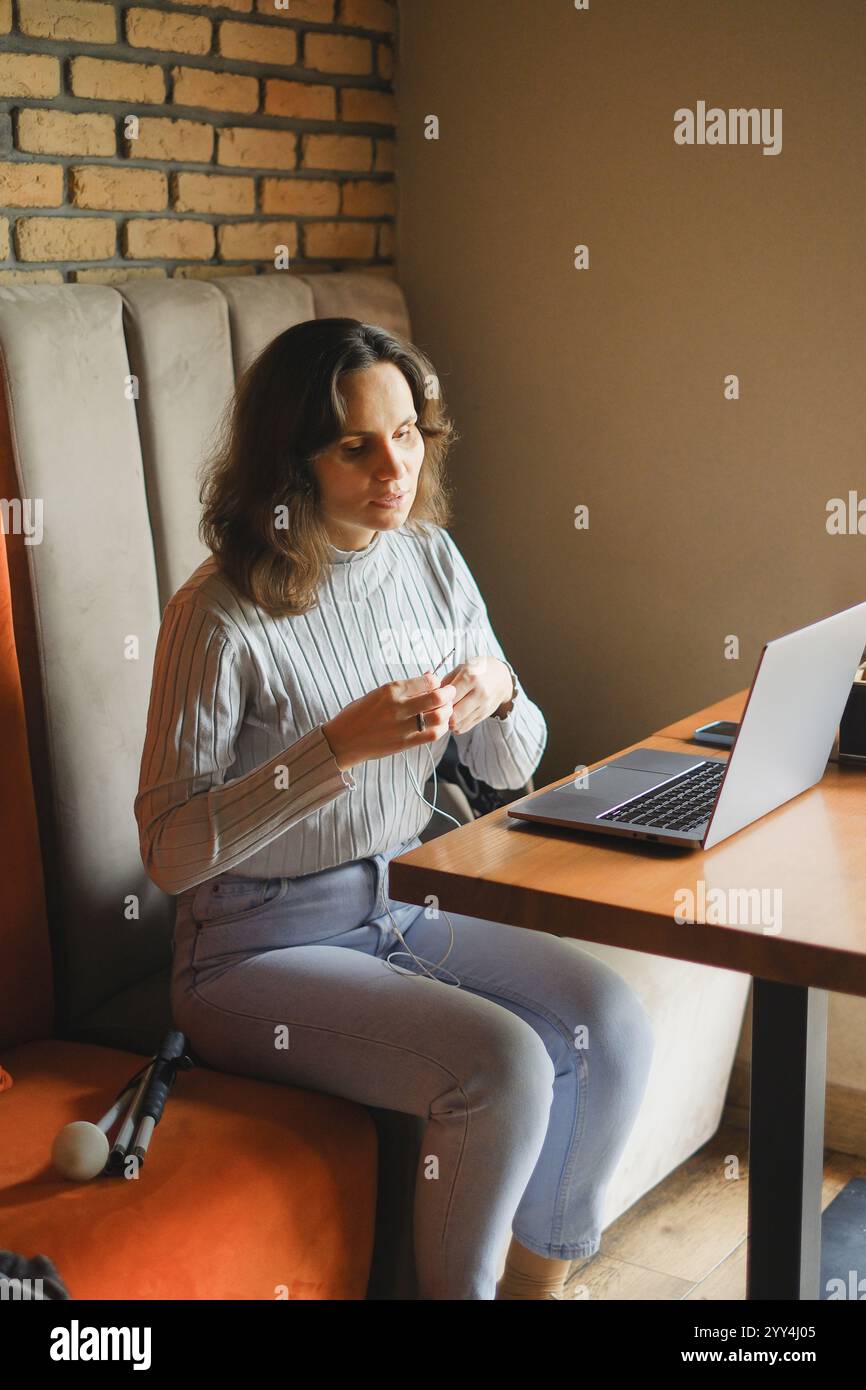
52,1121,110,1181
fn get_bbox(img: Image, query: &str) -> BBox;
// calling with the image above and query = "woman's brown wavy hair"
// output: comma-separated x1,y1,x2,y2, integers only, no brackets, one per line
198,316,458,617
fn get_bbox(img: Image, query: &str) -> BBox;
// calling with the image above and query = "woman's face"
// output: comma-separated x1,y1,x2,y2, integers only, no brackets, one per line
311,361,425,551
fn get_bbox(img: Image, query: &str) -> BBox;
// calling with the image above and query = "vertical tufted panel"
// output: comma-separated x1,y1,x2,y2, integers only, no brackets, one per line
119,281,235,609
0,285,171,1026
298,272,412,340
214,272,316,378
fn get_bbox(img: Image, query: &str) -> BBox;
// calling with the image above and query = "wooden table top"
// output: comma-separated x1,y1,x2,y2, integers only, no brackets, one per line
389,693,866,996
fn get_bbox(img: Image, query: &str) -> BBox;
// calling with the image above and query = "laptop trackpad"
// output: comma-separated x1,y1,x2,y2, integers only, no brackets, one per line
583,765,664,809
514,765,664,822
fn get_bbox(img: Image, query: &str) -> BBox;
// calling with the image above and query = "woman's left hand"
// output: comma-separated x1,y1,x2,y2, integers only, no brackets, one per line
437,656,513,735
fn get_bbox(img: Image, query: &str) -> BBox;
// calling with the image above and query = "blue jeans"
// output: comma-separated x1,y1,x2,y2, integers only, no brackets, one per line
170,834,654,1300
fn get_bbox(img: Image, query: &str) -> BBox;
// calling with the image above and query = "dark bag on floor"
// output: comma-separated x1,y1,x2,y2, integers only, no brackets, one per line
0,1250,71,1300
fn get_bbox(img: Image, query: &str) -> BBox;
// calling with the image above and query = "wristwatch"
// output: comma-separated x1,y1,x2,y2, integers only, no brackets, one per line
492,660,519,721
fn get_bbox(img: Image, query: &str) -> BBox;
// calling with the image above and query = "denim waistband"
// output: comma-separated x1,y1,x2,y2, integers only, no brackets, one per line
215,833,423,914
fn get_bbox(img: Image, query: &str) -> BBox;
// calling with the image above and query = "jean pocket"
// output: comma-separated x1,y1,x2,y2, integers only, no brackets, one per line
191,875,289,929
190,877,293,970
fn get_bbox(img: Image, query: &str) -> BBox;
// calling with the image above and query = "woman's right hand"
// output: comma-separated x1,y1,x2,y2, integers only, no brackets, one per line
322,671,457,772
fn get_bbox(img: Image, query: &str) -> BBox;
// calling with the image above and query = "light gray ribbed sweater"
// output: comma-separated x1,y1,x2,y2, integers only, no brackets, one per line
135,522,547,894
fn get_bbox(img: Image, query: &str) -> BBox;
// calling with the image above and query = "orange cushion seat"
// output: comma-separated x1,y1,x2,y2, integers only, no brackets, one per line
0,1039,377,1300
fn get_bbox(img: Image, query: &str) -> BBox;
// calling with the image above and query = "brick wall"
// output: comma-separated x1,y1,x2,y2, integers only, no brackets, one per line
0,0,397,284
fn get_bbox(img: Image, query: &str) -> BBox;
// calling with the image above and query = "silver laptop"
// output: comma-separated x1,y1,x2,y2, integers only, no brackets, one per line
508,599,866,850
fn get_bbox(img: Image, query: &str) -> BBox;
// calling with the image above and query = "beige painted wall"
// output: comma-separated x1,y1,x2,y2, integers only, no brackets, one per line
395,1,866,1101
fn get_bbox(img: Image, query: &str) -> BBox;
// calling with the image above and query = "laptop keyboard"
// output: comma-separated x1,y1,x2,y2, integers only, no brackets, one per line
597,760,726,833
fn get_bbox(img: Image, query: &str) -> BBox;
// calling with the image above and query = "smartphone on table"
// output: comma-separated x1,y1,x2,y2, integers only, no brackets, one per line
693,719,739,748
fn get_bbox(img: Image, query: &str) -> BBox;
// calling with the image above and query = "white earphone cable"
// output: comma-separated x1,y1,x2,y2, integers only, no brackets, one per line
380,743,463,986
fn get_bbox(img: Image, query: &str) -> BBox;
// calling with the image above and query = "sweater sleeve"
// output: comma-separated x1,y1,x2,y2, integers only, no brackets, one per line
134,600,355,895
439,530,548,790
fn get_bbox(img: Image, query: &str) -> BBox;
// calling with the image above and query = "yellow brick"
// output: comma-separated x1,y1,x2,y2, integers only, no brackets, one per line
16,109,116,157
70,266,168,283
70,57,165,105
124,219,215,261
374,138,395,173
341,0,395,32
377,221,394,257
261,178,339,216
19,0,117,43
305,34,371,76
304,221,376,260
176,0,251,11
218,126,296,170
256,0,332,19
70,166,167,212
341,87,396,125
341,179,395,217
127,118,213,163
172,66,259,115
0,0,11,35
126,9,211,56
301,133,371,172
219,20,297,67
0,54,60,99
173,171,254,215
378,44,393,81
0,268,64,284
0,162,64,207
173,263,256,279
264,80,335,121
218,221,298,261
15,216,116,262
0,215,7,258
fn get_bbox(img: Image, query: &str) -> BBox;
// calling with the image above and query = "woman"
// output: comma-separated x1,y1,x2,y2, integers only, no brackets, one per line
134,318,654,1301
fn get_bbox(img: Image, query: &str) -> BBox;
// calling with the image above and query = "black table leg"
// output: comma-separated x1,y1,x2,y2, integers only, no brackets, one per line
746,977,828,1300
